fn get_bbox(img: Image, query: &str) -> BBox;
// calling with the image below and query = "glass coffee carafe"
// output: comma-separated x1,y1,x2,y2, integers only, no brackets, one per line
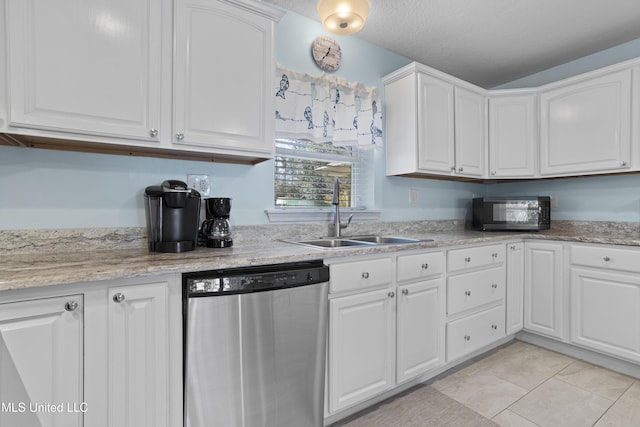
200,198,233,248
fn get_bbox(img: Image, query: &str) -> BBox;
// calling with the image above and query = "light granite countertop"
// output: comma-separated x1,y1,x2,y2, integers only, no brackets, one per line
1,220,640,292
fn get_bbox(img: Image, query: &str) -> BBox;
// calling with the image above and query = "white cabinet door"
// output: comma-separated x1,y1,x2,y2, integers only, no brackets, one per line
524,242,564,339
328,288,395,413
5,0,162,142
0,295,83,427
173,0,276,156
396,278,445,383
506,243,525,334
540,69,631,176
417,73,455,174
489,94,537,178
571,268,640,363
454,87,487,177
108,282,169,427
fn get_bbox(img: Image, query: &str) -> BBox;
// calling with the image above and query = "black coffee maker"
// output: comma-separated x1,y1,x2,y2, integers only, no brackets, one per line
144,180,201,253
200,197,233,248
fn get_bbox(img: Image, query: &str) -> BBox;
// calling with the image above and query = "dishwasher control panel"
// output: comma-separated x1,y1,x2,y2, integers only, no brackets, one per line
185,260,329,296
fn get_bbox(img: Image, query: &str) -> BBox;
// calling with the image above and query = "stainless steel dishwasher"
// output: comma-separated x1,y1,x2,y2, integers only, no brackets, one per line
183,260,329,427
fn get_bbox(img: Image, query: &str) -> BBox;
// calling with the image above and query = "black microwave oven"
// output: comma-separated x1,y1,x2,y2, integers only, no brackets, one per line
472,196,550,231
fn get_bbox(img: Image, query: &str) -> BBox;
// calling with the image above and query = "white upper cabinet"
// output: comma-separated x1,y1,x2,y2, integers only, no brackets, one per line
173,0,279,157
540,69,632,176
416,73,455,174
5,0,163,142
384,64,487,179
489,93,538,178
2,0,282,163
454,87,487,177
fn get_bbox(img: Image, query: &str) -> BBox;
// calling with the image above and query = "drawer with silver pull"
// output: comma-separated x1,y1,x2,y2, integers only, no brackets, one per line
397,251,444,282
329,257,393,293
571,244,640,273
446,305,505,362
447,266,505,316
447,244,505,272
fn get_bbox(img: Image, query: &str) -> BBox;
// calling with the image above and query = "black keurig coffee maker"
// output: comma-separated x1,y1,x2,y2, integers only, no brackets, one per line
144,180,201,253
200,197,233,248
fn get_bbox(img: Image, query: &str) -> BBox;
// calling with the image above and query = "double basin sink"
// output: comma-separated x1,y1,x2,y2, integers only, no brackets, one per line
290,235,432,249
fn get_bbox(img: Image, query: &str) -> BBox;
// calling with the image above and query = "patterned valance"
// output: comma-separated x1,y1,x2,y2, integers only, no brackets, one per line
274,65,382,148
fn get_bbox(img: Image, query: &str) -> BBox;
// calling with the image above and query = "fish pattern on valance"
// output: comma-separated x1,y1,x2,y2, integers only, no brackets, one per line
274,65,382,148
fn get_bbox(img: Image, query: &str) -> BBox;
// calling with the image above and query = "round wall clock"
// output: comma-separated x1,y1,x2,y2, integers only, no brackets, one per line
311,35,342,72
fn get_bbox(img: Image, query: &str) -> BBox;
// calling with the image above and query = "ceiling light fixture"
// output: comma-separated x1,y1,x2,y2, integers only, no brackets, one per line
317,0,371,35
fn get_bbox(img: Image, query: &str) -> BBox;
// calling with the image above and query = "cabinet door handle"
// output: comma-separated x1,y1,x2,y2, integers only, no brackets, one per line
361,272,370,279
65,301,78,312
491,283,498,289
402,289,409,295
491,171,496,176
149,128,158,138
465,257,471,263
492,252,498,258
603,256,611,262
458,167,464,172
421,263,429,270
464,335,471,341
175,132,185,141
388,291,395,298
464,290,471,297
621,161,627,167
113,293,126,303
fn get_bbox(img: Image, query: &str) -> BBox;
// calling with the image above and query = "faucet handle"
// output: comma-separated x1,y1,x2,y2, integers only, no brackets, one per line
341,214,354,229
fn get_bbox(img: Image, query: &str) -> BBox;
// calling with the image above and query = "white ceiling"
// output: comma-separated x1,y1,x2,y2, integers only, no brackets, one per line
263,0,640,88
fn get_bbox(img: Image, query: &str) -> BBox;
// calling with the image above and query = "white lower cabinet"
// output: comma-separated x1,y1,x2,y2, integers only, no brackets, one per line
327,251,444,414
0,295,84,427
524,241,564,339
107,282,171,427
569,244,640,363
506,243,525,334
328,288,395,413
445,244,506,362
396,277,445,383
0,274,181,427
571,268,640,362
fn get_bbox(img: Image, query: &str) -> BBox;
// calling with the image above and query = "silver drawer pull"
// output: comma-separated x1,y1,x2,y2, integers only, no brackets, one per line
465,257,471,263
464,335,471,341
361,272,370,279
65,301,78,312
388,291,395,298
491,283,498,289
421,263,429,270
491,324,498,330
492,252,498,258
113,293,125,303
464,290,471,297
402,289,409,295
603,256,611,262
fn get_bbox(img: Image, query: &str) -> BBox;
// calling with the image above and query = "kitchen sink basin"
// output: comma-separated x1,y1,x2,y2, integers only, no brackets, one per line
286,235,432,249
293,239,375,248
349,236,423,244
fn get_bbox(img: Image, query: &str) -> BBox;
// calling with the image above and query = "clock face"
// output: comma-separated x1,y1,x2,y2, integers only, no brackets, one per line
312,35,342,72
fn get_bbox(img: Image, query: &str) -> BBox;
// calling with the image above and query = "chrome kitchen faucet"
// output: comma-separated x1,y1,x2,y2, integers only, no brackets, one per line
332,177,352,237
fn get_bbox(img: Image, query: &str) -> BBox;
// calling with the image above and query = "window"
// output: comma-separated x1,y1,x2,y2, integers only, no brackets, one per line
274,138,372,209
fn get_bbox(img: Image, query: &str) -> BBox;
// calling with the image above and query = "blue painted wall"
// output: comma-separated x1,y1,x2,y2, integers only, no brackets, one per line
1,9,639,229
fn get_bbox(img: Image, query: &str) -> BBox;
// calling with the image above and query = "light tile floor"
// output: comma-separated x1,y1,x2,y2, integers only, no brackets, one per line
431,341,640,426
